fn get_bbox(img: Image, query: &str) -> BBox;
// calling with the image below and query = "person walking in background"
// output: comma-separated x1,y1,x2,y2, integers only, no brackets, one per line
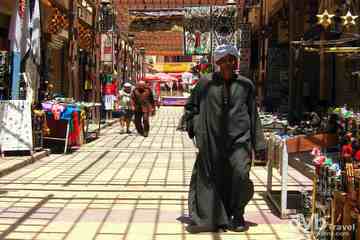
118,82,133,134
184,44,266,233
131,81,156,137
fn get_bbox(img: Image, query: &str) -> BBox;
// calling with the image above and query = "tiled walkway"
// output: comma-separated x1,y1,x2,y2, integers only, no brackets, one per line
0,107,310,240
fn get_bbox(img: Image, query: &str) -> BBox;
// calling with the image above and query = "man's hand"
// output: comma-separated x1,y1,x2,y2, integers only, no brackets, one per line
255,149,266,162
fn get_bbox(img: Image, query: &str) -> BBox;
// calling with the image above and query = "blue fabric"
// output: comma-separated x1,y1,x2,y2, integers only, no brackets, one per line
11,52,21,99
60,106,80,120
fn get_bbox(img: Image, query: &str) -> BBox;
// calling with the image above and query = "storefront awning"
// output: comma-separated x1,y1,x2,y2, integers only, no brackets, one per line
304,47,360,53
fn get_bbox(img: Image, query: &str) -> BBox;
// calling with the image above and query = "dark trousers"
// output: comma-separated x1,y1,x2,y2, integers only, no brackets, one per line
134,111,150,135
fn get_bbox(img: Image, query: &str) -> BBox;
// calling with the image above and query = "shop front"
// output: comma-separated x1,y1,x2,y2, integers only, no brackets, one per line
35,0,102,153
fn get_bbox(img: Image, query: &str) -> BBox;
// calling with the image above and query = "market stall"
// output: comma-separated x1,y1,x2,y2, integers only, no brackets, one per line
143,72,190,106
266,132,338,218
264,107,360,239
41,99,101,153
308,109,360,240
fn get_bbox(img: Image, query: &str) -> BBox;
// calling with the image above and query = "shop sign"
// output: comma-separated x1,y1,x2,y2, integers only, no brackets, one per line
100,34,113,63
0,100,33,152
153,63,193,73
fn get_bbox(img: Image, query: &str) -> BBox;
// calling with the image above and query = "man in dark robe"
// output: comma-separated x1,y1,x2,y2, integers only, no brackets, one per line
184,44,266,233
131,81,156,137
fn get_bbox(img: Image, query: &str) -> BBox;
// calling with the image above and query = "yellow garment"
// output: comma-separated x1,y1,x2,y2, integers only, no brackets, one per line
84,79,93,90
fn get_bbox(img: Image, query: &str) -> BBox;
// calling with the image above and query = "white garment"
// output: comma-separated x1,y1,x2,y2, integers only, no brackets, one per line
214,44,239,63
104,95,115,110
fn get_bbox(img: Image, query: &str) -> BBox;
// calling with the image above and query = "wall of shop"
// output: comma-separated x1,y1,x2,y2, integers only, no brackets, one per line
40,1,71,98
0,0,15,15
0,14,10,51
335,55,360,107
303,52,320,110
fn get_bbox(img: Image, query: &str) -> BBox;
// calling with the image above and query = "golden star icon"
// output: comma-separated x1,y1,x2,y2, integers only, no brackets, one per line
317,10,334,27
342,10,358,26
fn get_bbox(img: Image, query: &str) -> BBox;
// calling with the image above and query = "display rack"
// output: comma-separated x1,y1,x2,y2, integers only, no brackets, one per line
83,103,102,141
43,118,71,154
266,133,338,218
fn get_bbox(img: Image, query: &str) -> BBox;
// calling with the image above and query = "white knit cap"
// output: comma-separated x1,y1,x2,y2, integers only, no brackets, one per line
124,82,132,87
214,44,239,64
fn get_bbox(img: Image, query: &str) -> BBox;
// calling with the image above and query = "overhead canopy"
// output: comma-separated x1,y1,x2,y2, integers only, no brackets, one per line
115,0,246,56
116,0,245,10
143,74,160,81
144,73,178,82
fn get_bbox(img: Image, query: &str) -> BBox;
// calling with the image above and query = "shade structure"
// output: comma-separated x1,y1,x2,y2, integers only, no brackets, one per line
143,74,161,82
114,0,246,56
168,72,183,80
143,73,179,82
156,72,178,82
115,0,246,10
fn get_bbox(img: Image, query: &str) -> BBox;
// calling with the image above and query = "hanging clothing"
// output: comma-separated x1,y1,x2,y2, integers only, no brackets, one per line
103,95,116,111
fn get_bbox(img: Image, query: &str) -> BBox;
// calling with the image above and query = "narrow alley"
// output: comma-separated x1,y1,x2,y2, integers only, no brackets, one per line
0,107,309,240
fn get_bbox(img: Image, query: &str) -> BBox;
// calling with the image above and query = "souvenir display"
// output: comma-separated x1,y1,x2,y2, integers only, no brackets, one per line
307,108,360,239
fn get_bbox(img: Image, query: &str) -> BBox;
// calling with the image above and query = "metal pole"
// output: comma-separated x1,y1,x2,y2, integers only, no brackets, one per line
123,43,127,83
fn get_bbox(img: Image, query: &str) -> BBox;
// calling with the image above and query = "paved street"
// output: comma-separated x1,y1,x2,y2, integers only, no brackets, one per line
0,107,309,240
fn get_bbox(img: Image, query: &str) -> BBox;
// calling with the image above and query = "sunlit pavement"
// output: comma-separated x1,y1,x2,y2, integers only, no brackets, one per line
0,107,310,240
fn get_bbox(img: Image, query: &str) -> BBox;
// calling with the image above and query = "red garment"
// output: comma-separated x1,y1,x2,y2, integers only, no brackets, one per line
342,144,353,158
192,79,199,85
195,31,201,48
355,150,360,161
200,63,208,72
155,82,161,96
103,83,116,95
69,111,81,146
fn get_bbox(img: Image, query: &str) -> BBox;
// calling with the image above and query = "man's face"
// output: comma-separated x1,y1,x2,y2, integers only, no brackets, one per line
137,82,145,91
216,55,237,73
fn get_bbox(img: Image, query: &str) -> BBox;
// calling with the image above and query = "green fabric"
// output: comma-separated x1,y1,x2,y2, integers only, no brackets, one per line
324,158,333,166
101,74,112,84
